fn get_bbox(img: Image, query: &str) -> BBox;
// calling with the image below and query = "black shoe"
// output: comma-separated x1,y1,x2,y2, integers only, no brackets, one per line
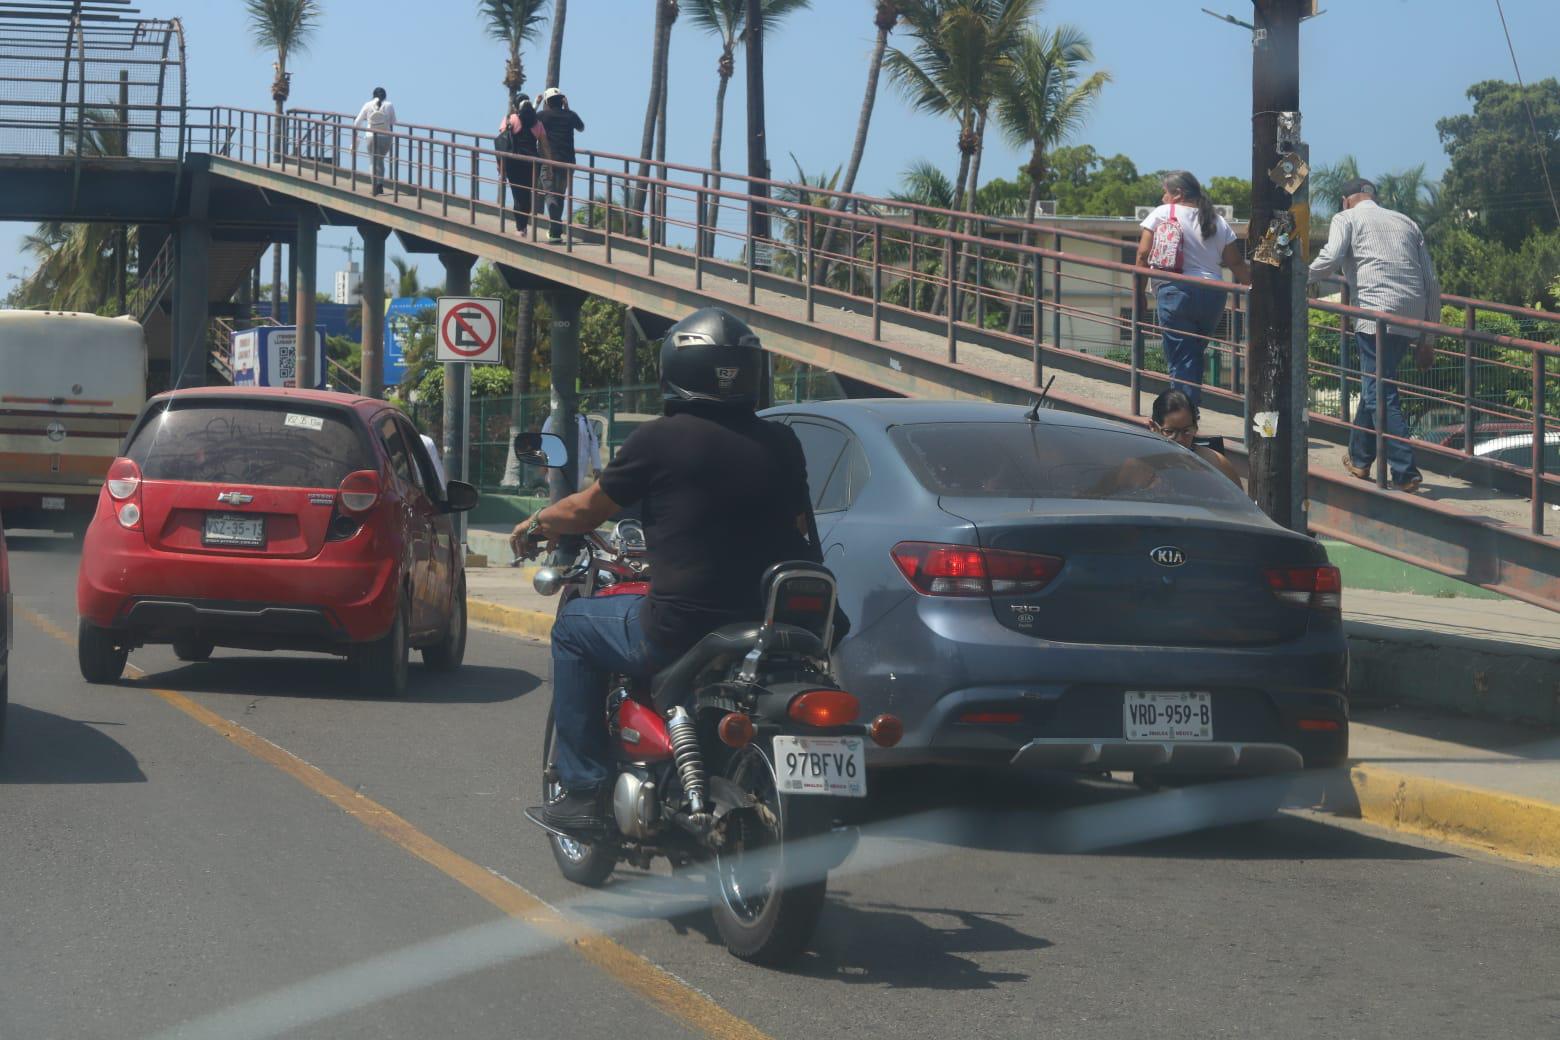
542,784,607,831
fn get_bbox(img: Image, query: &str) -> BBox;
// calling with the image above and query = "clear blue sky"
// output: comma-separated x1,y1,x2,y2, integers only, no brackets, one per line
3,0,1556,295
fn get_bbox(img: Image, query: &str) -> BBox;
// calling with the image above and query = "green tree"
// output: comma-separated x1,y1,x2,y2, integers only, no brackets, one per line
245,0,321,319
685,0,811,252
479,0,549,102
1437,78,1560,249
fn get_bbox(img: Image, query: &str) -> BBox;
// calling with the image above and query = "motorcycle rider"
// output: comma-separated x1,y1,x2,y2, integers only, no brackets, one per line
511,307,819,833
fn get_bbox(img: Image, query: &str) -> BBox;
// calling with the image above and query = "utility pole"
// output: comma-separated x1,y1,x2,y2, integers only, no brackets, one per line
745,0,771,266
1246,0,1308,531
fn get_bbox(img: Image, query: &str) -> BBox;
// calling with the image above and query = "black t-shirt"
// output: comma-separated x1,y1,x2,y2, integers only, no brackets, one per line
537,107,584,164
597,405,814,656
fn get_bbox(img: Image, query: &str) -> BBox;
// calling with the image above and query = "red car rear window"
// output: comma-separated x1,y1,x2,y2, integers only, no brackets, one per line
126,400,373,489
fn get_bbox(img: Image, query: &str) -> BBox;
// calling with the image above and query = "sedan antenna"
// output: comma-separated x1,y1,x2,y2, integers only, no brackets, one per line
1024,376,1057,422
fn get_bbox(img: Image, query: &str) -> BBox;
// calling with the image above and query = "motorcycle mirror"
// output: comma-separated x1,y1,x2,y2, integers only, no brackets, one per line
513,431,570,469
532,566,565,597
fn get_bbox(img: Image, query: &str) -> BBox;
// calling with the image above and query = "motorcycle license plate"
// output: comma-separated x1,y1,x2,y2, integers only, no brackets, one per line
772,736,867,798
1123,691,1213,741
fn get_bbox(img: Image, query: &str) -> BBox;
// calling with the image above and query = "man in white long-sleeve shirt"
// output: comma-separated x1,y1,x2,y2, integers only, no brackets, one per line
353,87,397,195
1309,177,1440,492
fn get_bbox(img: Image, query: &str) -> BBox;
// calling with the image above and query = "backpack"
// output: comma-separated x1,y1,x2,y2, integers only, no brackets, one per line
495,120,515,154
1146,203,1185,273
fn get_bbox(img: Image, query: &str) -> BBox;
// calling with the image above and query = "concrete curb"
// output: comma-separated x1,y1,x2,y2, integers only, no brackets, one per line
467,599,554,642
1345,764,1560,867
464,594,1560,868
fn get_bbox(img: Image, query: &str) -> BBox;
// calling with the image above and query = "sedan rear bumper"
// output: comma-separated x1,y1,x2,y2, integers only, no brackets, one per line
1010,738,1303,774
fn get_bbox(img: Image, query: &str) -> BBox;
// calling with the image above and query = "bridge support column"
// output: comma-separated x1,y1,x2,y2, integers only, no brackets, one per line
294,214,318,388
171,218,210,389
360,225,388,399
441,250,476,550
549,288,584,503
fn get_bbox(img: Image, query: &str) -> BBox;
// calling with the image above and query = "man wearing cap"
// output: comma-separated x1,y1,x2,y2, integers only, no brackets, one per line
1309,177,1440,492
535,87,585,244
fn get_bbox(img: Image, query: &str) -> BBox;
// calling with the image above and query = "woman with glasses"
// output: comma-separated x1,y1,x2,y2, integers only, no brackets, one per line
1149,389,1242,489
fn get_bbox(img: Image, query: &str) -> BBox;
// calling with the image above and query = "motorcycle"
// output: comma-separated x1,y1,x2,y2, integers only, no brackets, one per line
511,435,903,964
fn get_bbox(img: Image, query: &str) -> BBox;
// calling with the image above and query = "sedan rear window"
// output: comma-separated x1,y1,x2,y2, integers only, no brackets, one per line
891,421,1255,511
126,400,372,488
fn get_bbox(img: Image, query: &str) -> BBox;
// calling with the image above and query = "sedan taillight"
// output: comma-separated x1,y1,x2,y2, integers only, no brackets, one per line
1265,565,1342,611
337,470,381,514
891,541,1063,597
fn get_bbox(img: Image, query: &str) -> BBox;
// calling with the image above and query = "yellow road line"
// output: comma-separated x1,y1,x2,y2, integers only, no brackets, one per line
21,606,771,1040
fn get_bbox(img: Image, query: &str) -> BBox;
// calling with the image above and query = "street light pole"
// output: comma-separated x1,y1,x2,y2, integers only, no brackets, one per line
745,0,771,266
1246,0,1307,531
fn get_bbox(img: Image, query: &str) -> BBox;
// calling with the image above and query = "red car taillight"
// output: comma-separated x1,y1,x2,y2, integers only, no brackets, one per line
104,457,142,529
338,470,381,514
1264,565,1342,611
890,541,1063,597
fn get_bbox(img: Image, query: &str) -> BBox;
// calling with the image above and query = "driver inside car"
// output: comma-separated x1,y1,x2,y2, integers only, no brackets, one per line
510,307,822,833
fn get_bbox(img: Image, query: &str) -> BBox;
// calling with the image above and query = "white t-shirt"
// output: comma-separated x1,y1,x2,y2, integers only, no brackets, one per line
540,412,602,491
1139,203,1236,281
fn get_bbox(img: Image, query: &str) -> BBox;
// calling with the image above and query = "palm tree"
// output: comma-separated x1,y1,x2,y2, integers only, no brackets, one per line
685,0,812,254
479,0,549,102
245,0,321,323
634,0,678,232
1311,155,1362,218
545,0,567,87
16,221,128,314
391,257,426,298
887,0,1039,313
994,25,1108,331
1375,164,1440,228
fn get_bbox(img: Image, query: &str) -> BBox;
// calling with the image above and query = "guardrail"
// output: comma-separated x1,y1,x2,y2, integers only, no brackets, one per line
189,105,1558,536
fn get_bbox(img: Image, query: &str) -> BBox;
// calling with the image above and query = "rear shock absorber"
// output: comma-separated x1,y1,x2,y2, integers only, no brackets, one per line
667,706,707,815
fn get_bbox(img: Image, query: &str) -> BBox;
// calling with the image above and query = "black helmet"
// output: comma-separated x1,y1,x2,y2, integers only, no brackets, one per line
659,307,764,409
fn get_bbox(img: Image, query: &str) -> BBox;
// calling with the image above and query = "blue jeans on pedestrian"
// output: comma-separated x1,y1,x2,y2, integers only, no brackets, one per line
549,594,674,790
1351,330,1420,483
1156,282,1228,407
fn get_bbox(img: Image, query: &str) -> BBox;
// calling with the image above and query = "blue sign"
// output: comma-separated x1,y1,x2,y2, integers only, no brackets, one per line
383,296,436,387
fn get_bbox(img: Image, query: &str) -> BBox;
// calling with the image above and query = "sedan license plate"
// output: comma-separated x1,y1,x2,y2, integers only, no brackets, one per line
1124,691,1213,741
203,512,265,548
41,496,65,511
772,736,867,798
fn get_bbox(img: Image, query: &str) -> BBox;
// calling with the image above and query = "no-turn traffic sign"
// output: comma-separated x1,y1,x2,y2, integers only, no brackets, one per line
436,296,504,364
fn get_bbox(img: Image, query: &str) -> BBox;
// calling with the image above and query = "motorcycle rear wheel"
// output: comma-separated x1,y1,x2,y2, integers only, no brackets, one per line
707,743,828,965
541,706,618,887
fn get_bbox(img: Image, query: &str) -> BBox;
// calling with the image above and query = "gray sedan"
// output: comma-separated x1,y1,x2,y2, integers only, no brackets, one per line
762,399,1348,779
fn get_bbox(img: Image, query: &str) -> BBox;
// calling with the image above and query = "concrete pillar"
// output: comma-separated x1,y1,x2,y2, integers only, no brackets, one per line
293,215,318,389
548,288,584,501
440,251,476,549
171,218,211,389
359,225,388,398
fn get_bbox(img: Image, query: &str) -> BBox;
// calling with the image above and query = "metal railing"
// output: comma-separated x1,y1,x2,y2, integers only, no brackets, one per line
188,105,1558,536
208,312,361,395
125,231,171,322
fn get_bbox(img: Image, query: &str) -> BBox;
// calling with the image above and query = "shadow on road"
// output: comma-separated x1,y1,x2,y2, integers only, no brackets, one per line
129,657,540,705
0,704,146,784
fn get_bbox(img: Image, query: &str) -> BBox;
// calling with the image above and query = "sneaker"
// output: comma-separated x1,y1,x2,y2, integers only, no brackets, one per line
542,784,607,831
547,233,564,244
1341,454,1371,481
1392,474,1423,493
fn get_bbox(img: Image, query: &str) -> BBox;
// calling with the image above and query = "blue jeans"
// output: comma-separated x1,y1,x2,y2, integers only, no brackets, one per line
549,594,674,790
1351,331,1420,483
1156,282,1228,407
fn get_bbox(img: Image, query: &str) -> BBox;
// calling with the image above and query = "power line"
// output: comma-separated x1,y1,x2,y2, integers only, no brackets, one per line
1492,0,1560,228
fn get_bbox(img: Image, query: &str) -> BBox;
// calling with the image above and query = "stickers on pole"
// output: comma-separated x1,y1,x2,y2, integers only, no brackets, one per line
1252,411,1280,438
436,297,504,364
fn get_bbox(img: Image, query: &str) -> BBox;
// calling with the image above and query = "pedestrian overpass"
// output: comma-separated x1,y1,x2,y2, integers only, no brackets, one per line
0,2,1554,610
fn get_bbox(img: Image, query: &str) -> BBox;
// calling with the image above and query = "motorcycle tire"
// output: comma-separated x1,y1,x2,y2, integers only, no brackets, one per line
707,743,828,966
541,705,618,888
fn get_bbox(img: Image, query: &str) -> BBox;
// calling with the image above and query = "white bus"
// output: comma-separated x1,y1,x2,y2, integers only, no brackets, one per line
0,311,147,529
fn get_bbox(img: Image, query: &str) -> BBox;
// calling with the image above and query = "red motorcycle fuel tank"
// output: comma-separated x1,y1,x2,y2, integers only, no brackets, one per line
617,697,673,761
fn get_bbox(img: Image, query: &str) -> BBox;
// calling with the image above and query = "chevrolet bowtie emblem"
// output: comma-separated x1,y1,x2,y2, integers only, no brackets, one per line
216,491,253,505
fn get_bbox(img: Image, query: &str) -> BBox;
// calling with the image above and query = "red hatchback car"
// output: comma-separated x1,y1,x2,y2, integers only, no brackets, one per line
76,387,476,695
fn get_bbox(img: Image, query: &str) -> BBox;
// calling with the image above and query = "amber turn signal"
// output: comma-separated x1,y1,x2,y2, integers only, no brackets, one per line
718,712,756,748
869,714,904,748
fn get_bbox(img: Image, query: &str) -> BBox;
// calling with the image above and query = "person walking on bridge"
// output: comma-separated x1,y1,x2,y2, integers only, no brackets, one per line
353,87,397,195
498,96,548,235
535,87,585,243
1308,176,1440,493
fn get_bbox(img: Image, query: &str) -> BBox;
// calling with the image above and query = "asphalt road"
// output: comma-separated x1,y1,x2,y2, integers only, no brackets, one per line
3,533,1558,1040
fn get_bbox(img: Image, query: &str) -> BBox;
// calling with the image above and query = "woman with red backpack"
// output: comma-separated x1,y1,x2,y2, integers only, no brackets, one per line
1134,171,1249,406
